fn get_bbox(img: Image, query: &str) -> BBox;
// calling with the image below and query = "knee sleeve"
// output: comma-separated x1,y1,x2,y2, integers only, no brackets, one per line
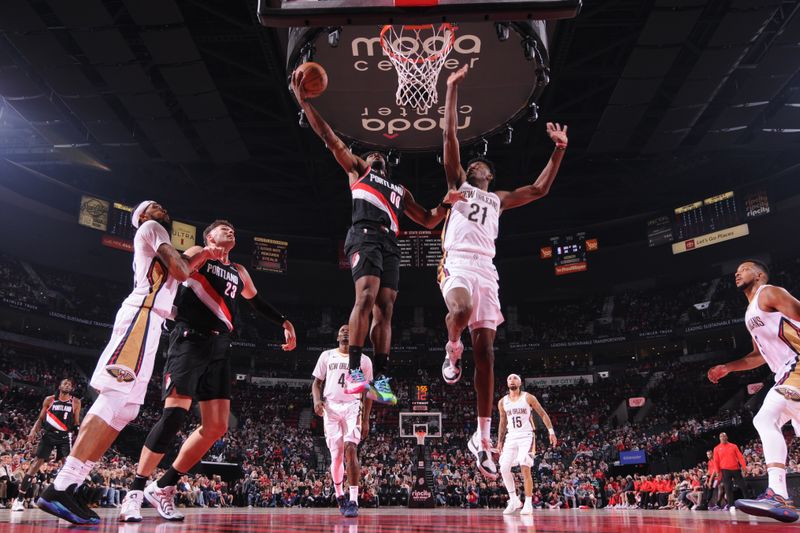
145,407,189,453
88,391,140,431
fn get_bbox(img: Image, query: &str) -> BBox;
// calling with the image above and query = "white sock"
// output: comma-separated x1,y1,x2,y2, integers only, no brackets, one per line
53,456,85,491
333,482,345,498
767,467,788,498
349,486,359,503
80,460,95,482
478,417,491,443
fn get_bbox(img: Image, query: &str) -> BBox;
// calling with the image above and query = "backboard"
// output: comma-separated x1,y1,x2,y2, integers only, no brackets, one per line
399,411,442,438
258,1,582,27
285,20,553,151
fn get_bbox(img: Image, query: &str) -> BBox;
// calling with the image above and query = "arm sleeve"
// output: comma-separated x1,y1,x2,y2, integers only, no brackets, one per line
247,293,287,326
312,353,326,381
138,220,171,253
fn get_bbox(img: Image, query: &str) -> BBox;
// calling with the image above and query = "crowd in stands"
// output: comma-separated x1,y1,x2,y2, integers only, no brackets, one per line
2,252,799,358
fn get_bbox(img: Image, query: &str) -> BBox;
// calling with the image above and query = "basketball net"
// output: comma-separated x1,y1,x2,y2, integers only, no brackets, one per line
380,23,456,113
414,427,428,446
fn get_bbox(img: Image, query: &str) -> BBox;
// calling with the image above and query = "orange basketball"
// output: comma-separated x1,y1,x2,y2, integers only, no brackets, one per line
296,62,328,99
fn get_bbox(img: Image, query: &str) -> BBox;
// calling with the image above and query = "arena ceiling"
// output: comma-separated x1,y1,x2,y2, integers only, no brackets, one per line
0,0,799,239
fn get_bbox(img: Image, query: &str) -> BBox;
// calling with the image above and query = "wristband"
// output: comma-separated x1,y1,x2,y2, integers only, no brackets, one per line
555,143,567,151
548,428,556,435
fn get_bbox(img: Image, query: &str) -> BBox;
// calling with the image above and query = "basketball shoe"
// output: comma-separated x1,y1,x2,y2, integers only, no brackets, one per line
467,431,498,480
37,484,99,525
345,369,369,394
734,488,799,523
119,490,143,522
367,376,397,405
442,340,464,384
144,483,185,521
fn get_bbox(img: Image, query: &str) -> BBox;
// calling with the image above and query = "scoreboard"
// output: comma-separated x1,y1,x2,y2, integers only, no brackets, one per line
107,202,136,241
647,187,770,251
252,236,288,274
398,230,442,268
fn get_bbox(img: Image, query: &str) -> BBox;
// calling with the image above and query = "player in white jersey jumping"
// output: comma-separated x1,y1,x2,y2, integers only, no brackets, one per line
312,324,373,518
37,201,222,525
497,374,557,515
440,64,567,478
708,259,800,523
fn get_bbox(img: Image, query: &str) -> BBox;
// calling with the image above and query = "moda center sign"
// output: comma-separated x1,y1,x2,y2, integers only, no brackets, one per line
287,22,549,150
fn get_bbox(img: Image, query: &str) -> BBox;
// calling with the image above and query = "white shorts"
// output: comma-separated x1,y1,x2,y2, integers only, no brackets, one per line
90,303,165,405
757,387,800,436
438,252,504,331
499,434,535,468
323,400,363,449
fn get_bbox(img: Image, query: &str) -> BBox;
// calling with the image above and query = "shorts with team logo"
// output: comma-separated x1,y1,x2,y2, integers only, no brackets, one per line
161,322,232,402
323,400,364,448
499,434,535,468
35,431,72,461
438,252,504,331
344,223,401,290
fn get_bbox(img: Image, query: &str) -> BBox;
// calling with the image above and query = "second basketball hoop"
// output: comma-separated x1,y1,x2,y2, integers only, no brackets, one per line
380,23,456,113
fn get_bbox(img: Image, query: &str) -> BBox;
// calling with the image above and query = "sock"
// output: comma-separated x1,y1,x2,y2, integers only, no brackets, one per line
20,474,32,497
767,467,788,498
349,485,359,503
374,353,390,376
157,466,186,488
131,474,148,492
79,460,95,482
349,346,363,372
478,417,491,443
53,456,85,491
333,482,345,498
500,466,516,501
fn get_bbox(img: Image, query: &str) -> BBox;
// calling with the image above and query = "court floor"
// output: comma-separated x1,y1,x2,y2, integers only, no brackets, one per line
1,506,793,532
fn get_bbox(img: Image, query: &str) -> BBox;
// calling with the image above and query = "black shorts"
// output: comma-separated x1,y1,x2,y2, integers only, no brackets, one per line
162,322,232,402
35,432,72,461
344,224,401,291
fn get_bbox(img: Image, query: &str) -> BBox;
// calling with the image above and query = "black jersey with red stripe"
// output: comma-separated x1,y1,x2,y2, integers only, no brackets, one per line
174,260,243,333
44,396,75,434
350,168,405,236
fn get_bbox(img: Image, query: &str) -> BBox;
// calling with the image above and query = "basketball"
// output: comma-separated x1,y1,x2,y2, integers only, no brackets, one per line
296,62,328,99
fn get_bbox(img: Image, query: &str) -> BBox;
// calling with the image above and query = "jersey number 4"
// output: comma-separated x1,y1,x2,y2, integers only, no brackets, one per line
337,373,347,388
467,203,488,225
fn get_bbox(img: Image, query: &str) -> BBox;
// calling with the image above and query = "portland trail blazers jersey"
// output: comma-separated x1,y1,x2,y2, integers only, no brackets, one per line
44,397,76,435
350,167,405,236
175,259,244,333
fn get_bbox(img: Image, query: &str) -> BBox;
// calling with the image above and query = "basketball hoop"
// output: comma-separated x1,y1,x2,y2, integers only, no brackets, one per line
380,23,456,113
414,424,428,445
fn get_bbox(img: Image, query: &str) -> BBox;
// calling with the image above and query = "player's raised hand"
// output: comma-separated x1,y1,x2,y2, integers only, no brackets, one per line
546,122,568,147
443,189,466,205
314,400,325,417
290,70,307,104
204,244,226,262
707,364,729,384
281,320,297,351
549,431,558,447
447,64,469,87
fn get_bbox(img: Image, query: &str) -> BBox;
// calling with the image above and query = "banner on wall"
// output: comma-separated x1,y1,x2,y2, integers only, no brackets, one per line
525,374,594,388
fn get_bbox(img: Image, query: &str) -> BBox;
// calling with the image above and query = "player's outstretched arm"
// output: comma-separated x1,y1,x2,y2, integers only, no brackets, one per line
497,122,567,211
403,189,466,229
290,69,369,184
237,263,297,351
73,397,82,427
28,396,53,443
443,65,468,190
529,394,557,446
157,243,221,283
707,339,766,383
